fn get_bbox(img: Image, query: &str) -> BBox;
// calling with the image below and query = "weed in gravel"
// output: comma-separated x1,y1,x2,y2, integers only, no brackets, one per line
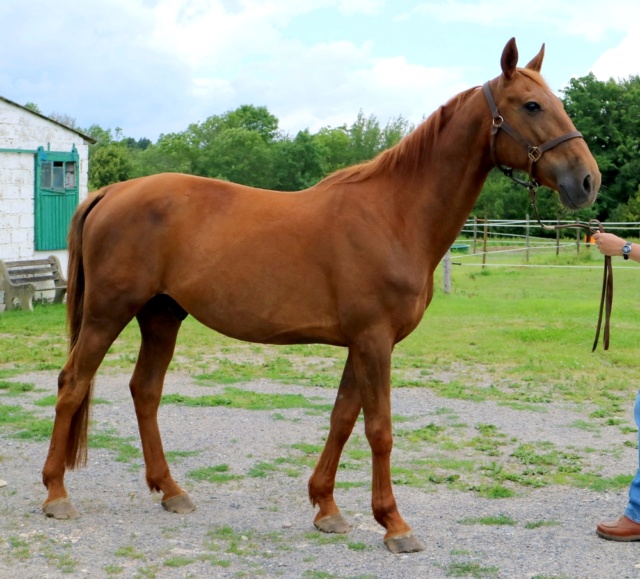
569,419,600,431
470,484,515,498
459,514,517,526
0,402,53,440
162,387,332,411
165,449,200,463
248,460,282,478
334,481,367,490
304,532,348,546
115,545,145,560
163,555,196,568
43,546,78,573
467,423,510,456
525,519,561,529
133,565,158,578
203,556,232,567
188,464,241,484
205,525,259,557
444,560,499,578
0,380,35,395
104,563,124,575
89,430,142,463
7,535,30,560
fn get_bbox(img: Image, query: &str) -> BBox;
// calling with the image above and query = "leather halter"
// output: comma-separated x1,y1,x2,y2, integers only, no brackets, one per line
483,82,583,192
482,81,612,352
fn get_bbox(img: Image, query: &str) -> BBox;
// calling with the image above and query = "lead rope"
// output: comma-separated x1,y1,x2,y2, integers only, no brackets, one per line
528,188,612,351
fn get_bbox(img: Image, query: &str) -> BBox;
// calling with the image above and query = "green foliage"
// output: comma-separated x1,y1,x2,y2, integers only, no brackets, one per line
562,73,640,220
89,143,133,189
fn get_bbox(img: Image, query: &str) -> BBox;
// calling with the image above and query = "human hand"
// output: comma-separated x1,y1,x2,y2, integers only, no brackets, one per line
593,232,626,257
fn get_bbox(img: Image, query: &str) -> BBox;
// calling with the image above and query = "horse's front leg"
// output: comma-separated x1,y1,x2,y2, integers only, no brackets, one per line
352,334,425,554
308,354,361,533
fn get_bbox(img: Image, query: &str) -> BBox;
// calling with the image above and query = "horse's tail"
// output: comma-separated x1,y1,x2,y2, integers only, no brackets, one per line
64,188,109,469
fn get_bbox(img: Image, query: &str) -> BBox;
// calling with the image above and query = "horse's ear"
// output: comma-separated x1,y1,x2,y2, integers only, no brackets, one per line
501,38,519,80
525,43,545,72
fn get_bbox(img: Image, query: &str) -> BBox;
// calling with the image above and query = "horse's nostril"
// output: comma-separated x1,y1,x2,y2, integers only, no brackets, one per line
583,174,592,194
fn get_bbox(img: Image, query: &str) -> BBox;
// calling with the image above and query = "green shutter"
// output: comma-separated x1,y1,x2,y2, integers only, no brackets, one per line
34,146,79,250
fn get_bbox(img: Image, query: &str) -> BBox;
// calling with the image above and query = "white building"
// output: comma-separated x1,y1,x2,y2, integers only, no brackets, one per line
0,96,94,273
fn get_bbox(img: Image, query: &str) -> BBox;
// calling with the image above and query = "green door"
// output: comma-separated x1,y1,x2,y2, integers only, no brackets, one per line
34,146,79,250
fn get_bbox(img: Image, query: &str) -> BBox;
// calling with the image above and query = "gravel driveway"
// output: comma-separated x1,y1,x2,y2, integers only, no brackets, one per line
1,371,639,578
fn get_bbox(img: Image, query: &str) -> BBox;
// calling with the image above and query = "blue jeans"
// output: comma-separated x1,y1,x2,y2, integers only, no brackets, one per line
625,391,640,523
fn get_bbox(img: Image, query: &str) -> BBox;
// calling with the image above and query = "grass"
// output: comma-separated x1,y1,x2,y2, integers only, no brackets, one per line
188,464,242,484
0,402,53,440
162,387,333,411
459,514,518,526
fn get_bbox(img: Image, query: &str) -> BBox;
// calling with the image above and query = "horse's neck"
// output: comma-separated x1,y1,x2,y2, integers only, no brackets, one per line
392,90,492,260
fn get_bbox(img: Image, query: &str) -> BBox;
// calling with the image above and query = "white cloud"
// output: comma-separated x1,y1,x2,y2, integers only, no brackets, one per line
401,0,640,42
590,27,640,80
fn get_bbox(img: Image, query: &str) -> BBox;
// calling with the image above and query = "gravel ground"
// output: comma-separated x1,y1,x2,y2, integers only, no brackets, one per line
2,371,640,578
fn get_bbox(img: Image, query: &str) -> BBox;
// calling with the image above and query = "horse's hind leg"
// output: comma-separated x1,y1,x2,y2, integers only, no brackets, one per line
43,319,129,519
308,354,361,533
129,295,195,514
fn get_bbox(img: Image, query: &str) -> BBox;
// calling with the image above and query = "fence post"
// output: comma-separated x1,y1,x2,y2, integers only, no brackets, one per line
525,213,530,263
473,216,478,254
576,219,580,254
443,250,452,294
482,219,488,269
556,219,560,255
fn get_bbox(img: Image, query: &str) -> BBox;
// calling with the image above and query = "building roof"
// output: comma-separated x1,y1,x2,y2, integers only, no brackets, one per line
0,95,96,144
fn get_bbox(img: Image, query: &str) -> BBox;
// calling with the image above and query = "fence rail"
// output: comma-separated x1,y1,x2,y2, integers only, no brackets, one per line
440,217,640,293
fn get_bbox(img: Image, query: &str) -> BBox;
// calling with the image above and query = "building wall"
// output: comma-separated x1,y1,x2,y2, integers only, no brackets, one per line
0,98,91,272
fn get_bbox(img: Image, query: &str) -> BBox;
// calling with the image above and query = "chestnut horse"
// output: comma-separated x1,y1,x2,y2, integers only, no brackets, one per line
42,39,600,553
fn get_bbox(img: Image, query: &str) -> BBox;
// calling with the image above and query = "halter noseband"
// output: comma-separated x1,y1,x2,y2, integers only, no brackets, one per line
482,82,583,193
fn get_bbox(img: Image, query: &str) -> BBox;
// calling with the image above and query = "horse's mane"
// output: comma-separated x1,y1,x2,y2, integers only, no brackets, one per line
318,86,480,187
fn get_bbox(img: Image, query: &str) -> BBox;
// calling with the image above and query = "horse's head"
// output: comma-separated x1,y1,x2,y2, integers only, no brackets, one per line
485,38,600,210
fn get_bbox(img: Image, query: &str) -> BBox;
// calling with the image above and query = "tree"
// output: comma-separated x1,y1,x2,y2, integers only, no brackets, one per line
562,73,640,220
23,102,41,114
48,112,77,129
197,128,274,188
315,125,351,174
271,130,325,191
89,144,133,190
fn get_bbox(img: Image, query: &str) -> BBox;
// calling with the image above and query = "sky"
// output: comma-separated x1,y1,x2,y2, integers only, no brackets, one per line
1,0,639,142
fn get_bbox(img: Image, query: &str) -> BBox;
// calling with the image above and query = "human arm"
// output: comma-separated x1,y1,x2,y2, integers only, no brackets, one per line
593,232,640,263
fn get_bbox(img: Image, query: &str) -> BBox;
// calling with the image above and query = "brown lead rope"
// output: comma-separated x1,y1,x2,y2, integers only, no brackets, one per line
529,189,612,352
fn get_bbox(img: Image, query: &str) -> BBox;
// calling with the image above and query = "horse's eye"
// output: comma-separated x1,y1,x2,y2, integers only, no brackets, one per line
524,102,541,113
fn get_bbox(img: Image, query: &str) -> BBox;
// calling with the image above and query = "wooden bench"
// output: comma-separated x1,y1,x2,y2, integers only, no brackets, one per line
0,256,67,312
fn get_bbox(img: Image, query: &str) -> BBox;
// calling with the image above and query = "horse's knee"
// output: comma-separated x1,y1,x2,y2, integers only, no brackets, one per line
364,423,393,456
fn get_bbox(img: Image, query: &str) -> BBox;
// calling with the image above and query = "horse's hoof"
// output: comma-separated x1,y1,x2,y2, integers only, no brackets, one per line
384,532,425,554
162,492,196,514
43,497,80,520
314,513,351,534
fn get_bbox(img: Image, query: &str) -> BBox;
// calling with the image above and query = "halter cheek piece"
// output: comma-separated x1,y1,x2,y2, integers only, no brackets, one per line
482,81,611,352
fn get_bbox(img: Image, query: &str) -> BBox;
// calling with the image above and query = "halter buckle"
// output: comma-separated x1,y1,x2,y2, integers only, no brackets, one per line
528,147,542,162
